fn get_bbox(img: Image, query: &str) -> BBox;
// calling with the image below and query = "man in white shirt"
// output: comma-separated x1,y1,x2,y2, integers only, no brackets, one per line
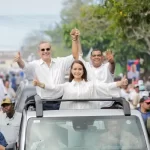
0,98,21,145
80,49,115,83
14,29,79,109
73,32,115,83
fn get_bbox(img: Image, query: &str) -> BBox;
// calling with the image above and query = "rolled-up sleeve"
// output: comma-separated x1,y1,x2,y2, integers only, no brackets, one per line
0,132,7,147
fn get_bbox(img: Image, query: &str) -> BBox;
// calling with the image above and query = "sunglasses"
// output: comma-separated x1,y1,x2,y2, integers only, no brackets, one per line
92,54,102,57
40,48,51,52
145,102,150,105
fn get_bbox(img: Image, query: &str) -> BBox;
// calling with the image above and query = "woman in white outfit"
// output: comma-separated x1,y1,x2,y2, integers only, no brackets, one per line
33,60,127,109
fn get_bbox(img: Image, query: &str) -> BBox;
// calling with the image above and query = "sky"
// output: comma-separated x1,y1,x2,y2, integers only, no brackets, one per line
0,0,64,51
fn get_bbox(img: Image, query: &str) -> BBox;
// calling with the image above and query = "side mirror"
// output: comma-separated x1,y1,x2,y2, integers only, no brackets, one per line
146,117,150,136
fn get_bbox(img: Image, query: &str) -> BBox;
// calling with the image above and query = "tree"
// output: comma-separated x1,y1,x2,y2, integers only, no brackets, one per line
62,0,150,73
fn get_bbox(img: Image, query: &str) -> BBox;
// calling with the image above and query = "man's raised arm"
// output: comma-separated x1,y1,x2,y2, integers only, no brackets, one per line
14,52,25,69
70,28,81,60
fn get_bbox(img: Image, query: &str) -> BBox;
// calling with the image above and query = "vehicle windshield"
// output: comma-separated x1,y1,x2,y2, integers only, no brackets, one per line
25,116,147,150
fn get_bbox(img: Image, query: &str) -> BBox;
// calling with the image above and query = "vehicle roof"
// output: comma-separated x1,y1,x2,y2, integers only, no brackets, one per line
26,109,143,120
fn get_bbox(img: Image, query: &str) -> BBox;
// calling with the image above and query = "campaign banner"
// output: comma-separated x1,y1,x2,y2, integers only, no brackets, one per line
127,59,140,81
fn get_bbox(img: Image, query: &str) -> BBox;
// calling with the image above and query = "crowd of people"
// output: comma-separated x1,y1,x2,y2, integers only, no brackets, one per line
0,28,150,149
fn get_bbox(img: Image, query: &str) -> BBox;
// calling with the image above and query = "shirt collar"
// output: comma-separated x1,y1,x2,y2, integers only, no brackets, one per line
5,112,15,119
71,79,85,85
39,58,56,65
90,63,104,68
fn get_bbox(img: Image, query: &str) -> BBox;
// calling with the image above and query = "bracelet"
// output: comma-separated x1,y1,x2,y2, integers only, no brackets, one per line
40,83,45,89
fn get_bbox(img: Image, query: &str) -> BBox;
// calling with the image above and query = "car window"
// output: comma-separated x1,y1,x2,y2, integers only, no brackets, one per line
25,116,147,150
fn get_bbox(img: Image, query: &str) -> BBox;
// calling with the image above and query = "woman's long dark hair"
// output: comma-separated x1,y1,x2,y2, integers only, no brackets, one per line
69,60,87,82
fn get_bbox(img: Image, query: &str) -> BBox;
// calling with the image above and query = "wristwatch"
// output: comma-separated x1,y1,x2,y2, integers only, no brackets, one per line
40,83,45,89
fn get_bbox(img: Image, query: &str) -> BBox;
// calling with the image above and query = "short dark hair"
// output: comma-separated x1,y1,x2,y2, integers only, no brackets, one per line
69,60,87,82
91,49,102,56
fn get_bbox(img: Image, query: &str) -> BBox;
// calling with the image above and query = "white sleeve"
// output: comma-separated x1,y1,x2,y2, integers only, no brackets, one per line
79,55,87,66
94,80,121,97
23,61,37,78
58,55,74,72
45,82,65,92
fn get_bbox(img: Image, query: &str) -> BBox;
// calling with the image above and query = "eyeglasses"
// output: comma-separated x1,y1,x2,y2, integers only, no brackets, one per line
92,54,102,57
40,48,51,52
146,102,150,105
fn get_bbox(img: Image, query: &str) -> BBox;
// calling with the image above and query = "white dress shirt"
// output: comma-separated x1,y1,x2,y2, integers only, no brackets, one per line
79,57,114,83
23,55,74,99
0,112,22,144
45,80,121,109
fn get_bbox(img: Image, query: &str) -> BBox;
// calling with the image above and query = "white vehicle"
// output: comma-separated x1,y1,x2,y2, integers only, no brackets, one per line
18,96,150,150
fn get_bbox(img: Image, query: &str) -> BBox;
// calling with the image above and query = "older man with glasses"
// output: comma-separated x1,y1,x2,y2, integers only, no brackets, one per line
14,28,80,110
137,96,150,124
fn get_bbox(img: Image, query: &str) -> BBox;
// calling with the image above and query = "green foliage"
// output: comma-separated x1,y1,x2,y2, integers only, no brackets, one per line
23,0,150,74
61,0,150,73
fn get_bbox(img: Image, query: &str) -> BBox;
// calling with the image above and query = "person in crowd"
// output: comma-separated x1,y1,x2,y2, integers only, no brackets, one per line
127,64,139,81
10,74,17,92
14,28,80,110
72,30,115,83
139,84,149,99
137,96,150,125
129,84,140,109
3,80,16,103
145,76,150,92
0,132,7,148
0,78,6,111
98,120,139,149
0,98,21,144
33,60,128,109
16,73,21,89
